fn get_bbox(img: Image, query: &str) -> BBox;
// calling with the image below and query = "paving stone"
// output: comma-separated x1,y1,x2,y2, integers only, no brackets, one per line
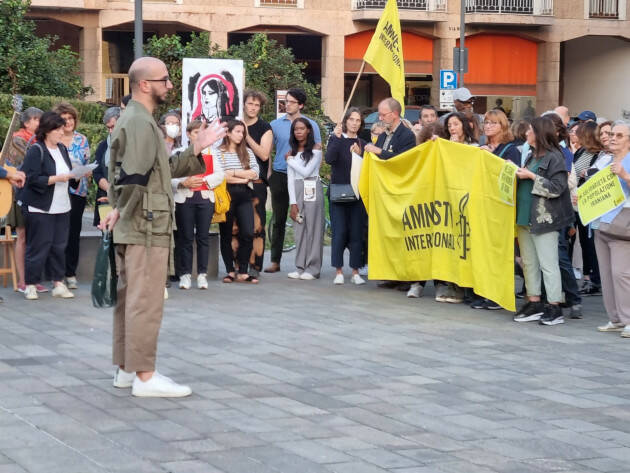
0,249,627,472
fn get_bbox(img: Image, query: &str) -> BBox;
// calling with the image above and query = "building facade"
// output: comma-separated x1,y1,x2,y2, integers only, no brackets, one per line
28,0,630,121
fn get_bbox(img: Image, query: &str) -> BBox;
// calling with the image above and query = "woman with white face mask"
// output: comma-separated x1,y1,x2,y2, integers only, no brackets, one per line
159,111,182,154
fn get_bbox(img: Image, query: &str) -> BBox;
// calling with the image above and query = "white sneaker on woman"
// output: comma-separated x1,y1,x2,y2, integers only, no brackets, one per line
197,273,208,290
132,372,192,397
52,283,74,299
598,321,625,332
407,282,423,298
24,285,38,300
288,271,301,279
66,276,78,289
299,272,316,280
334,273,344,285
351,274,366,285
179,274,191,290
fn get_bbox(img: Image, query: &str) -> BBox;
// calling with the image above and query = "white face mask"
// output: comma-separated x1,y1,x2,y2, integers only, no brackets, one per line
165,124,180,139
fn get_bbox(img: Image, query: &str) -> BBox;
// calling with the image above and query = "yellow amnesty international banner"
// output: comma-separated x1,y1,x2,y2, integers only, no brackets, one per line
363,0,405,113
359,139,516,311
577,165,626,225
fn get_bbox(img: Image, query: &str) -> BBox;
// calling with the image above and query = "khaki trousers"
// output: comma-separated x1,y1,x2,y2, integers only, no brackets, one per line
113,244,169,372
594,230,630,325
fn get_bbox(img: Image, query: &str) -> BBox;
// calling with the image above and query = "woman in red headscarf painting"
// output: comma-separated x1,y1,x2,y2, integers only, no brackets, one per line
187,71,240,123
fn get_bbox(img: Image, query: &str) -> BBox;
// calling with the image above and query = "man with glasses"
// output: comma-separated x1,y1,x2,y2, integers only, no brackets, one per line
264,88,321,273
364,98,416,160
365,98,417,292
100,57,226,398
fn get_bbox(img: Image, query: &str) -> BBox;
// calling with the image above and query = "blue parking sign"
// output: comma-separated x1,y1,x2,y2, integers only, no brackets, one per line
440,70,457,90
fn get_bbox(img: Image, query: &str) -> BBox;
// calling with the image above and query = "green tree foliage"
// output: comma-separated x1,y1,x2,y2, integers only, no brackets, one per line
144,32,324,123
213,33,324,123
0,0,90,98
144,32,212,119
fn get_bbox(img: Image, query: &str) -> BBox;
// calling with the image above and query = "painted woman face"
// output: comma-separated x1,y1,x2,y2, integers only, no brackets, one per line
201,82,220,121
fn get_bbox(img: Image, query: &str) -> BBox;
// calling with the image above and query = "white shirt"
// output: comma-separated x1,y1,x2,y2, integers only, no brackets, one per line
171,153,225,204
287,149,322,205
29,147,71,214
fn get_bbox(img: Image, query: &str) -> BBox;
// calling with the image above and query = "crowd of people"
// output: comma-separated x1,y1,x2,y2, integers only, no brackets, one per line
382,88,629,331
1,55,629,396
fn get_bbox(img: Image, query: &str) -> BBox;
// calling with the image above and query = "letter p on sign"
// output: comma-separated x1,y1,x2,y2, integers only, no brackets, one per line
440,70,457,90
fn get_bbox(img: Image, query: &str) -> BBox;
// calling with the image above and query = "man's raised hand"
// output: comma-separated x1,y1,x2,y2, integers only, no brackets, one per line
194,119,227,155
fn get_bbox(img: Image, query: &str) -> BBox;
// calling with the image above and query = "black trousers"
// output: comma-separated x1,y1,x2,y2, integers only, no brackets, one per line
330,199,366,270
251,181,268,272
175,198,214,275
219,184,254,274
65,194,86,278
269,171,289,264
575,211,601,285
24,210,70,285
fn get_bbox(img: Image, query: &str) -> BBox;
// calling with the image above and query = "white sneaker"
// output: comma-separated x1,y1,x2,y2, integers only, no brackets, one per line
197,273,208,290
179,274,191,290
164,287,168,300
24,285,38,300
407,282,423,298
66,276,78,289
52,283,74,299
299,272,316,280
334,273,344,285
621,327,630,338
132,372,192,398
435,284,449,302
358,265,368,277
351,274,366,285
598,321,625,332
113,367,135,388
288,271,302,279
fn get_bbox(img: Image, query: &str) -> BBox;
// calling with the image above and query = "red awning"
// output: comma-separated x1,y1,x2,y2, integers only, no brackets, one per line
345,30,433,75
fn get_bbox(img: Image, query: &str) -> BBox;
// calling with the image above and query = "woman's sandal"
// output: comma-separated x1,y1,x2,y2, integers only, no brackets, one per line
222,274,235,283
237,275,259,284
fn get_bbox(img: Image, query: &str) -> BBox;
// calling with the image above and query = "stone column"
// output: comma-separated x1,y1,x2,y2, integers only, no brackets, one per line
80,23,103,102
536,41,561,113
321,34,345,122
211,31,229,51
431,36,456,107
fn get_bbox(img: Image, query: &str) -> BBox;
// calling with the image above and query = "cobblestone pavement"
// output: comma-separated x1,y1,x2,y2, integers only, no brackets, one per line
0,252,629,473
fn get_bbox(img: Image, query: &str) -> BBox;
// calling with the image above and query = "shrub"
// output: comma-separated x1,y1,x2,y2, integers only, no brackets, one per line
0,93,105,125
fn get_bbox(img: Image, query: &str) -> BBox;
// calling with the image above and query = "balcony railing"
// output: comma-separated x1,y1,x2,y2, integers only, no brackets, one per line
589,0,618,17
352,0,447,11
255,0,302,6
465,0,553,15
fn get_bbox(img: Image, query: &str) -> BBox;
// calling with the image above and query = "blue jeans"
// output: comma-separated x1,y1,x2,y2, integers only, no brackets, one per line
559,226,582,306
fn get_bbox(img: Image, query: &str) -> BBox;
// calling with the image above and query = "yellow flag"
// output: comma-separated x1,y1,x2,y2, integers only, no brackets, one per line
359,139,516,311
363,0,405,113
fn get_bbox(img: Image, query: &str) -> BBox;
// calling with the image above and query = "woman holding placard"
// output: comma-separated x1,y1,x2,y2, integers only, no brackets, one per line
594,120,630,337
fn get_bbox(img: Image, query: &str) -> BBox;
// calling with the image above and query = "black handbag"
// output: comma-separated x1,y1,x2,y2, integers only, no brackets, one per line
329,183,358,203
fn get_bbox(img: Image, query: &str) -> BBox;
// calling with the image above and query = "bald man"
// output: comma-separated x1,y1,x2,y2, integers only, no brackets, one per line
100,57,226,397
364,98,416,160
554,106,570,126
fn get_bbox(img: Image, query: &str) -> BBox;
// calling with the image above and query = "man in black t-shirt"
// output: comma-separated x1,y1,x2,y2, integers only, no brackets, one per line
243,90,273,277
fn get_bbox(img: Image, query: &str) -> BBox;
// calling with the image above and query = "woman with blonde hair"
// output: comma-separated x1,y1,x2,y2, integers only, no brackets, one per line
480,109,521,165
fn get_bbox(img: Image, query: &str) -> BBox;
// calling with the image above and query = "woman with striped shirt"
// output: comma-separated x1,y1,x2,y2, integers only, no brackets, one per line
218,120,260,283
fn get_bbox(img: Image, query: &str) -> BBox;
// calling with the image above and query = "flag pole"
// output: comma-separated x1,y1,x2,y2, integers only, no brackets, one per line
342,60,366,117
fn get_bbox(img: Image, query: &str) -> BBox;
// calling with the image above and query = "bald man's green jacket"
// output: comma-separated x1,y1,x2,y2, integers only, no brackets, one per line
108,100,205,248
